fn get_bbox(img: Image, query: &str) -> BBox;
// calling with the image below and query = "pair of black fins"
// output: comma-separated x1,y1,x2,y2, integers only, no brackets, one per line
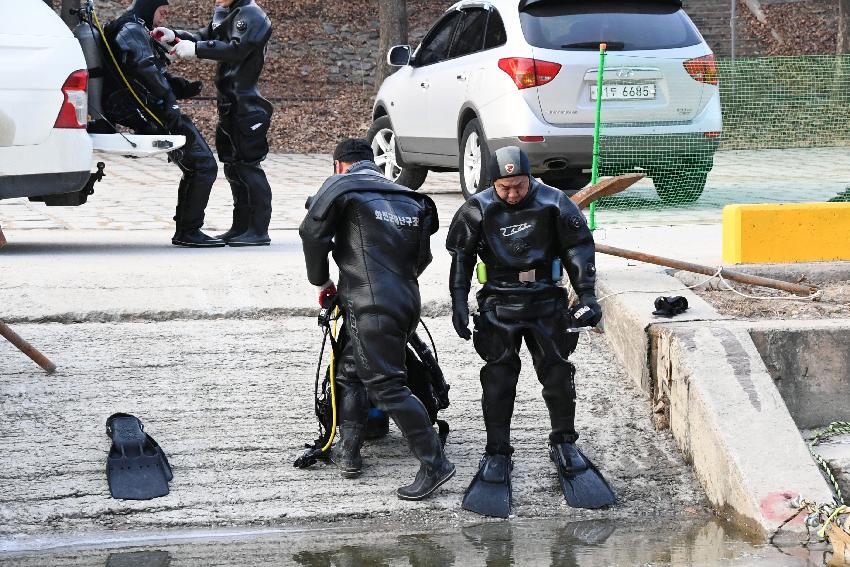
106,413,173,500
461,444,615,518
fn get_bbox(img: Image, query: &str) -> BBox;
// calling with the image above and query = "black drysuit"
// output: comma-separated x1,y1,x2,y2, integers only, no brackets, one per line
299,162,445,467
177,0,274,235
102,13,216,232
446,179,598,456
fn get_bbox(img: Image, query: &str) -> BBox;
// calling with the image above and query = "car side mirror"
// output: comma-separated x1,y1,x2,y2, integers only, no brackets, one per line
388,45,412,67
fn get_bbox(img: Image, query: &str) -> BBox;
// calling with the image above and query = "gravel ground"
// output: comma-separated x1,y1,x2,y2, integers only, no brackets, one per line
0,317,708,544
676,272,850,320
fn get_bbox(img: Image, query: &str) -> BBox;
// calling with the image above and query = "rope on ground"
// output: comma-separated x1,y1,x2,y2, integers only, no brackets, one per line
809,421,850,506
597,267,723,303
597,266,823,303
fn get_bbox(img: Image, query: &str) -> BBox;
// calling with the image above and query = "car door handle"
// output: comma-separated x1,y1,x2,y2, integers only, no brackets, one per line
420,81,430,89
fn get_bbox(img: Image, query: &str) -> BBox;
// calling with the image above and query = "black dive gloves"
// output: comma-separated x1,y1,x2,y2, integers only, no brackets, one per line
452,293,471,340
573,293,603,327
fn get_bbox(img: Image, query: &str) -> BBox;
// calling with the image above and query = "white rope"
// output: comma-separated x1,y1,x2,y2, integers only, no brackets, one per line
716,273,823,301
597,267,723,303
597,267,822,303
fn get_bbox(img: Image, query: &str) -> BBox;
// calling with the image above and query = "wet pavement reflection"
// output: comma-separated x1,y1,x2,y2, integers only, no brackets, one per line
1,518,835,567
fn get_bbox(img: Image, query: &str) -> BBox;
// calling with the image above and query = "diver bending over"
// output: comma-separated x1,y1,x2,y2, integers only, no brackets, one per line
299,139,455,501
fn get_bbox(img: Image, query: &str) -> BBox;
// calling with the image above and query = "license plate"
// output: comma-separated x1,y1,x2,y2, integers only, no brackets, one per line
590,83,656,101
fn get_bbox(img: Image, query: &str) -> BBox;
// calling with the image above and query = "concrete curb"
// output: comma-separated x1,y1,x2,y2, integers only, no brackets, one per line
598,266,835,539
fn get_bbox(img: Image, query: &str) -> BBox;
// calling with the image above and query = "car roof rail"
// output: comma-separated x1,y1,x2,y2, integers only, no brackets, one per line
518,0,682,10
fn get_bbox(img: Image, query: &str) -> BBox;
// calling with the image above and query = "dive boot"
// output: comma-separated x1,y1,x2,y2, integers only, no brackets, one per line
105,413,173,500
171,229,225,248
462,453,512,518
226,228,271,247
550,442,616,509
331,422,364,479
216,225,249,242
397,429,455,500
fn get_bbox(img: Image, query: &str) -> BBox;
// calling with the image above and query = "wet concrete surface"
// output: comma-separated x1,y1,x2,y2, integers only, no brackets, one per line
1,318,708,547
0,517,833,566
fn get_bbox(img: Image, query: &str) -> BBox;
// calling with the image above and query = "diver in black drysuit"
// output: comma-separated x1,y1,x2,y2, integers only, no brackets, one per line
446,146,606,513
160,0,274,246
299,139,455,501
102,0,221,247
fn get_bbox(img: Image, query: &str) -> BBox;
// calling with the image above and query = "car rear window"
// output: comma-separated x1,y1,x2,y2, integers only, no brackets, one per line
519,1,703,52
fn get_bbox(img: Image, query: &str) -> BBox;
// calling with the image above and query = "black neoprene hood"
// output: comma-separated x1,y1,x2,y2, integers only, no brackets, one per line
489,146,531,182
127,0,169,27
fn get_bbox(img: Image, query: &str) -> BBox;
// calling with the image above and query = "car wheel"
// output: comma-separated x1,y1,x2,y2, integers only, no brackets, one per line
366,116,428,190
540,170,592,196
459,119,491,199
652,167,708,204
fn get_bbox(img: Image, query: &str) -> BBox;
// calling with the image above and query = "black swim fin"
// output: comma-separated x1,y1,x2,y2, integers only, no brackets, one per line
461,453,512,518
106,413,173,500
550,443,615,509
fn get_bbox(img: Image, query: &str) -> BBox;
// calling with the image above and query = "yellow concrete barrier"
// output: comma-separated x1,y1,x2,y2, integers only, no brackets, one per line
723,202,850,264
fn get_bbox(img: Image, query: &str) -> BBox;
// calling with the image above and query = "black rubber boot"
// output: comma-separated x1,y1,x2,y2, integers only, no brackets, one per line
216,215,249,242
331,422,365,479
216,171,251,241
397,427,455,500
171,229,225,248
226,227,271,247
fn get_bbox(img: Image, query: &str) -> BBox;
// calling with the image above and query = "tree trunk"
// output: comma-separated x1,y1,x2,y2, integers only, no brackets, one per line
376,0,408,89
840,0,850,53
60,0,80,29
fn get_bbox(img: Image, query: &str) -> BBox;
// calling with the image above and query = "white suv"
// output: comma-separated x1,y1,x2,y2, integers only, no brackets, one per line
368,0,722,203
0,0,183,206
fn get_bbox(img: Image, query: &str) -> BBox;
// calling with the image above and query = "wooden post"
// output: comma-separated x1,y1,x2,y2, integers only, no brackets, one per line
0,320,57,374
595,244,818,297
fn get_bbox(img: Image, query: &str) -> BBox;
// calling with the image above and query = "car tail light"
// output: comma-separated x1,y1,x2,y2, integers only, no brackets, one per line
54,70,88,129
498,58,562,90
518,136,545,142
683,55,718,85
703,131,721,138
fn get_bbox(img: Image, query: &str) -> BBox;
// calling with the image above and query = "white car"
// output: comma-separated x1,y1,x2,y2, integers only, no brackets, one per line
369,0,722,203
0,0,183,206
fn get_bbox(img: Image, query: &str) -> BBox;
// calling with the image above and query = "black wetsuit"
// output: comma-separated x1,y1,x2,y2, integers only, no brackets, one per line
178,0,273,236
102,13,216,233
446,179,598,456
299,162,446,468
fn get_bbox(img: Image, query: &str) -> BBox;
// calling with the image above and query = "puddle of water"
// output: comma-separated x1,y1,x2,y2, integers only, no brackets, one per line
0,518,835,567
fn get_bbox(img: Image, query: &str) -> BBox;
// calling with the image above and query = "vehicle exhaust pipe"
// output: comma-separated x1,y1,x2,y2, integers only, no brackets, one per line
545,158,568,171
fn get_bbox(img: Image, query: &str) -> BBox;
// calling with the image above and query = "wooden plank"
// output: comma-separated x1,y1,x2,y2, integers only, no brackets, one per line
570,173,645,209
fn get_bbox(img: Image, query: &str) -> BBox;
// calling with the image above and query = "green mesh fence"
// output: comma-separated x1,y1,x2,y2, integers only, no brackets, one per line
589,54,850,222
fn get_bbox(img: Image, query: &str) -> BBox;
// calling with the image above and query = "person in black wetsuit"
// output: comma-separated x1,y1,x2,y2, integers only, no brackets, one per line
156,0,274,247
447,146,612,514
102,0,222,247
299,139,455,501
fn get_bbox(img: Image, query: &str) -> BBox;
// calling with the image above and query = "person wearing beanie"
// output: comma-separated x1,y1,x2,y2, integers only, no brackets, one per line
446,146,611,518
298,138,455,500
101,0,222,247
154,0,274,247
